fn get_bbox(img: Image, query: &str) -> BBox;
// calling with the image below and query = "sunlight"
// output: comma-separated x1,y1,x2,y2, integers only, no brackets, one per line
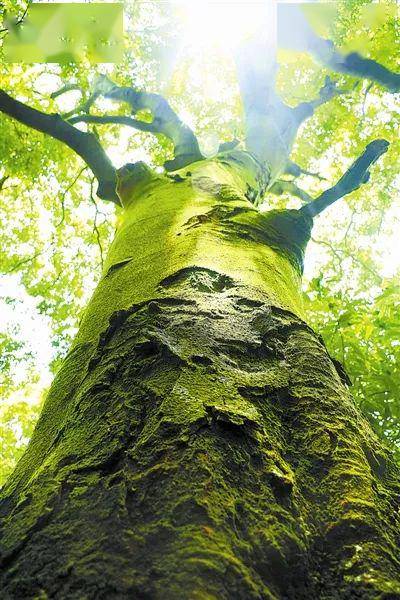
174,1,275,52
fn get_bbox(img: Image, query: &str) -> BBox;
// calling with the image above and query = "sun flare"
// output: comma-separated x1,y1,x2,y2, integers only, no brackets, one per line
174,0,275,52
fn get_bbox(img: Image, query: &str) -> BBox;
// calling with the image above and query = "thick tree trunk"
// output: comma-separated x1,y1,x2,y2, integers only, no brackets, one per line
1,153,399,599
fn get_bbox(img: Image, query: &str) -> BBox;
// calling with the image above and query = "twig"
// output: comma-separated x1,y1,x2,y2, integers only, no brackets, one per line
284,160,326,181
90,179,104,269
0,1,30,35
3,243,54,275
311,237,382,282
0,175,9,191
360,82,373,123
50,84,82,100
55,166,88,227
270,179,313,204
342,209,356,246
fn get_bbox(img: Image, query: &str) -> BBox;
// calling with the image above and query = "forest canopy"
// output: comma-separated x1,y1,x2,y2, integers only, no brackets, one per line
0,0,399,487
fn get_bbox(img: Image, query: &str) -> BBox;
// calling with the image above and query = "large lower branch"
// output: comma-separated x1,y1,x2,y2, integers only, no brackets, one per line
0,89,119,204
300,139,389,217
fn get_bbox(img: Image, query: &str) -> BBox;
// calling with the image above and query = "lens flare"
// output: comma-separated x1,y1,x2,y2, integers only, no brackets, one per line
174,1,275,52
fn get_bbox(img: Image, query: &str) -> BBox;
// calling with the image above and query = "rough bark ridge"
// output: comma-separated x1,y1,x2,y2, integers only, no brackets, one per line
1,154,400,599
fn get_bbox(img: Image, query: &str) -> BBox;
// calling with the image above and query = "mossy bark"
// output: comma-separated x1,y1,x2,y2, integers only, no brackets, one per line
1,152,399,599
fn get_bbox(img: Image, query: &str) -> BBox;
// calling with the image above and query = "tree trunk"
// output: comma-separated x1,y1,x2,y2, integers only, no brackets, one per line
1,152,399,599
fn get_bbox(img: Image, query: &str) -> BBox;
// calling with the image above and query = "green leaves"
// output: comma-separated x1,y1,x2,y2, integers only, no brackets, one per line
0,399,43,484
306,278,400,459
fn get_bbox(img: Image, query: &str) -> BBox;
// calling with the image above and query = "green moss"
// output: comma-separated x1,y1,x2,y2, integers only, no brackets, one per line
1,151,399,599
75,151,309,346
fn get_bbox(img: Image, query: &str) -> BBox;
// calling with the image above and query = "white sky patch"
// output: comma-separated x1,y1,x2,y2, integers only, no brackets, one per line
375,201,400,279
178,107,196,130
33,71,62,96
198,132,220,158
107,126,152,167
54,89,83,114
95,97,119,114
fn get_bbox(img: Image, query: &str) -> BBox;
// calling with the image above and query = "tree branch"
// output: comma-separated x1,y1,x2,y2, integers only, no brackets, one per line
232,4,310,180
218,139,240,153
270,180,313,204
0,175,9,192
0,89,119,204
50,84,82,100
310,40,400,93
300,139,389,218
284,160,326,181
91,75,203,171
51,85,100,120
235,29,292,178
278,5,400,93
68,113,158,133
292,76,346,127
236,30,344,183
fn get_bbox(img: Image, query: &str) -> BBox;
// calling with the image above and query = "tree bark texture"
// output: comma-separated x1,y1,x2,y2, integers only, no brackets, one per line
1,152,399,599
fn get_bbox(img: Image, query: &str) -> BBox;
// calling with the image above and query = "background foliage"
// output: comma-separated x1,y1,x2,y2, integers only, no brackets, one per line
0,0,399,486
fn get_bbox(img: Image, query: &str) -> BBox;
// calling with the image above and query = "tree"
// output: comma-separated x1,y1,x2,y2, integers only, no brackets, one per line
0,1,399,598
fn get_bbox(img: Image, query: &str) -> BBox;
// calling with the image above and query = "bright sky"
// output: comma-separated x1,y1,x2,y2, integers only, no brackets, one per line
174,0,277,51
